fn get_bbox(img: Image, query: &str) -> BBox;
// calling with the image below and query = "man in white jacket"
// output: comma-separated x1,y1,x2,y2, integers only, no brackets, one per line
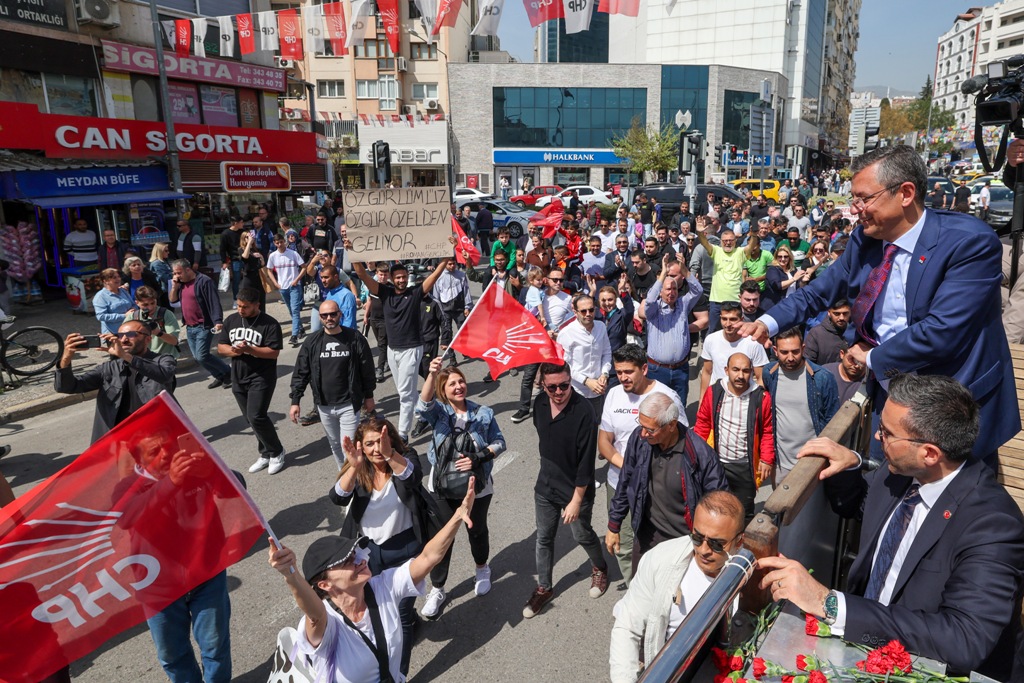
609,491,745,682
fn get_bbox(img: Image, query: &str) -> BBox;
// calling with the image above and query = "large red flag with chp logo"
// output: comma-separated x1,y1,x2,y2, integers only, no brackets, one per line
277,9,304,60
174,19,192,57
0,393,266,683
236,13,257,54
598,0,640,16
451,281,564,377
523,0,563,27
452,216,481,267
529,200,565,239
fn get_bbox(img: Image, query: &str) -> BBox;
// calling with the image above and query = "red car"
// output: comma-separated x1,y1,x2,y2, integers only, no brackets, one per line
509,185,563,209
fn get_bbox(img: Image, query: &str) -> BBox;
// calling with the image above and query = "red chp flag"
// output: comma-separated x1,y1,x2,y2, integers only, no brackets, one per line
433,0,463,34
0,393,266,683
530,200,565,239
174,19,192,57
236,13,257,54
322,2,349,55
452,216,481,266
523,0,563,27
598,0,640,15
377,0,401,55
451,282,564,377
277,9,304,60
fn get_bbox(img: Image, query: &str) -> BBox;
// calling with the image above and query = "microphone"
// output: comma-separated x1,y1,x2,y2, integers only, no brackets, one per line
961,75,989,95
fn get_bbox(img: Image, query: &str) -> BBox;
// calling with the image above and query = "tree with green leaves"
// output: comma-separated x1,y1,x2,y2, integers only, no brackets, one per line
907,76,956,131
610,117,679,178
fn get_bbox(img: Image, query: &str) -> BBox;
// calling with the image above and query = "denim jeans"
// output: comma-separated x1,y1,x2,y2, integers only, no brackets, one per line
147,570,231,683
279,284,303,337
317,403,359,470
387,345,423,438
646,362,690,408
534,492,606,591
185,326,231,381
708,301,723,334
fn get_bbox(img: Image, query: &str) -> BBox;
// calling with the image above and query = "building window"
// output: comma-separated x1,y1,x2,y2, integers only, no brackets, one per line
43,73,98,117
379,74,398,110
411,43,437,60
356,80,379,99
357,35,395,69
318,80,346,98
412,83,438,101
493,87,647,148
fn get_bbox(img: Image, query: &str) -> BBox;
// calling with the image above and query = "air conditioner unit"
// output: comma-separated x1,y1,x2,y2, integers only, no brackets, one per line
397,56,408,72
288,109,304,120
425,98,439,110
77,0,121,28
341,135,356,147
402,104,417,115
275,57,295,69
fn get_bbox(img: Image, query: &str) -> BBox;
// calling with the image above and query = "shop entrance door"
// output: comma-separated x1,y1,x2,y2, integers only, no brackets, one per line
515,167,538,193
411,168,443,187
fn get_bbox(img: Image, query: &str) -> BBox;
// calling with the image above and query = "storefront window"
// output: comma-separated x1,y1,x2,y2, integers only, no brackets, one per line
493,87,645,149
44,74,97,117
238,89,262,128
168,82,202,124
554,167,589,186
0,69,44,112
200,85,239,127
608,171,640,186
659,65,708,134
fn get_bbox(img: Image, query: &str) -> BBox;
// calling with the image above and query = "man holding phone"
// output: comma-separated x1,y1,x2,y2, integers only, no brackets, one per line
55,320,177,443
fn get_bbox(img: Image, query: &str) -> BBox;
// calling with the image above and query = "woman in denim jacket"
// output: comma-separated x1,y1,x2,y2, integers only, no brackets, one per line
415,355,505,620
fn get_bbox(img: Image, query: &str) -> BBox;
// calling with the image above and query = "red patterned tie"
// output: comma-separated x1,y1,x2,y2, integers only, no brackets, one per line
852,243,899,346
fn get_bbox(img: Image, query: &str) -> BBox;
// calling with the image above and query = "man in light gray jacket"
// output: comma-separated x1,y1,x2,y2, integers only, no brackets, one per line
609,491,745,683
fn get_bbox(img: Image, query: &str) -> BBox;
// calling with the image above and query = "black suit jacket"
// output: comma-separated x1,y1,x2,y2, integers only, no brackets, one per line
825,458,1024,679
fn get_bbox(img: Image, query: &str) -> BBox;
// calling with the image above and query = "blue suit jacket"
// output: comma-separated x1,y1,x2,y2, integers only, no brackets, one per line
825,459,1024,680
764,209,1019,457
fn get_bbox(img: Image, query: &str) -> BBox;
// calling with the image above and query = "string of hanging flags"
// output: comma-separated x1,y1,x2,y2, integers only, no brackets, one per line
160,0,650,61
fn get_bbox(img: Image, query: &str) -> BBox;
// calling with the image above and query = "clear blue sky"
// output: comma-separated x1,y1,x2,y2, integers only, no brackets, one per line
497,0,965,94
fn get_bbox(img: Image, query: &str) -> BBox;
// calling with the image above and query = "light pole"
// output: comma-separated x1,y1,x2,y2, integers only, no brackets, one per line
409,30,455,194
147,0,185,218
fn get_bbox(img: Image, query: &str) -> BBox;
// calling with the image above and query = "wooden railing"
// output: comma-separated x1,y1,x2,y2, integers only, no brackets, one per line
997,343,1024,512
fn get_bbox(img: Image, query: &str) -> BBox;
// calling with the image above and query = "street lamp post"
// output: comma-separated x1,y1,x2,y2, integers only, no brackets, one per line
409,30,455,195
147,0,185,218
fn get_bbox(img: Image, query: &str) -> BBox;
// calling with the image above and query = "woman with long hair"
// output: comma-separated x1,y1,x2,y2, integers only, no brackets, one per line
762,243,806,310
415,356,505,619
148,242,173,293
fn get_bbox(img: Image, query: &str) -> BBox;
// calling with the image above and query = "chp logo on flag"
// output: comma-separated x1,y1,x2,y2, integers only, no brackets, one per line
481,320,552,367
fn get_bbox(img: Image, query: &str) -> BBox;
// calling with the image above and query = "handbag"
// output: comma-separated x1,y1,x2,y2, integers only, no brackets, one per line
430,412,485,499
258,267,276,294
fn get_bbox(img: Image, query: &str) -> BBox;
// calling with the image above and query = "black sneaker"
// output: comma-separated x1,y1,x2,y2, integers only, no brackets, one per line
412,420,430,438
510,408,531,424
299,409,321,427
207,377,225,389
289,336,299,347
375,370,386,383
483,373,495,384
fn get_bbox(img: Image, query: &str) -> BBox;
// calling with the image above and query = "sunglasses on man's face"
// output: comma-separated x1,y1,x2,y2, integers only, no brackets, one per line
320,311,340,319
544,381,571,393
690,529,739,554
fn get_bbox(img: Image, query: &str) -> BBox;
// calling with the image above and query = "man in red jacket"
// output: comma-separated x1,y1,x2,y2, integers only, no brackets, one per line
694,352,774,522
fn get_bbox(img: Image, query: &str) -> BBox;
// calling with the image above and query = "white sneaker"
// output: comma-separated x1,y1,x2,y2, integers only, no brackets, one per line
268,453,286,475
475,565,492,596
248,456,270,473
420,586,447,619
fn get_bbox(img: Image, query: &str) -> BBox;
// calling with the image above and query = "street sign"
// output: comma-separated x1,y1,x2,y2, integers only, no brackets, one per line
749,105,775,158
722,152,773,167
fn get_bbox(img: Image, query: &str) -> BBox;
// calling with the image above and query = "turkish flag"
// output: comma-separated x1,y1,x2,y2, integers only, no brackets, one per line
598,0,639,15
433,0,463,34
278,9,304,60
530,200,565,239
378,0,401,55
0,393,266,683
236,13,257,54
452,216,481,266
523,0,563,28
174,19,192,57
322,2,349,56
451,282,563,377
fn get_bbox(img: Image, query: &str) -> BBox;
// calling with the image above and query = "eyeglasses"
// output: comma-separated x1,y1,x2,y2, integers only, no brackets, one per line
544,381,571,393
876,421,929,446
691,529,741,554
576,307,595,314
117,331,147,340
635,417,663,436
549,277,564,283
850,183,903,211
320,311,340,319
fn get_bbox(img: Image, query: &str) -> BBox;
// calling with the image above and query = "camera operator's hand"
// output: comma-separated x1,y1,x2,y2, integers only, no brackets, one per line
1009,139,1024,168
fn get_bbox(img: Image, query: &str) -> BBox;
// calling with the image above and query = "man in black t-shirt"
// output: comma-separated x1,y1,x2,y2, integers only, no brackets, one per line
309,212,337,253
953,179,972,212
219,215,246,300
217,288,286,475
350,237,453,441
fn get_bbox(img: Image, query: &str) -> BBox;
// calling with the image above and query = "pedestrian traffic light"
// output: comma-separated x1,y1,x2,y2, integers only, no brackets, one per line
372,140,392,185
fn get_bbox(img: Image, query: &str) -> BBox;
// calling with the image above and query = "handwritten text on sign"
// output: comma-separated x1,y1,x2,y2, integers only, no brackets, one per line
343,188,452,261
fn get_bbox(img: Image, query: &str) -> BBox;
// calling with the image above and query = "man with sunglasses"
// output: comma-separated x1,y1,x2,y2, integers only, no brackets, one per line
56,321,177,444
289,299,376,470
524,362,609,619
740,145,1017,466
557,294,612,417
610,491,745,683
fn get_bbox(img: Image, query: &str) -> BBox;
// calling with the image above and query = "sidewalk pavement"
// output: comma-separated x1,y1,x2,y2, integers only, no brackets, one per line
0,288,300,424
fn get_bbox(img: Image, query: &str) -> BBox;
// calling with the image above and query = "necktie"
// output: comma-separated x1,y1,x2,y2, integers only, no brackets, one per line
852,243,899,346
864,483,922,602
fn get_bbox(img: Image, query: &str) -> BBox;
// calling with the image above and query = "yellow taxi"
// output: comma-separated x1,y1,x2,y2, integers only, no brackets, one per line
730,178,782,203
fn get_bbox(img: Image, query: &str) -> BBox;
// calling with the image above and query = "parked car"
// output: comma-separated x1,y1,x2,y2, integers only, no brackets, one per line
968,177,1005,212
509,184,563,209
454,197,537,239
535,185,614,209
984,185,1016,235
635,183,745,225
730,178,782,203
453,187,495,200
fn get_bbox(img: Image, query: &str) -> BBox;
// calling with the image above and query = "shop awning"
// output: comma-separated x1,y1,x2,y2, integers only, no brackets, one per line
30,190,192,209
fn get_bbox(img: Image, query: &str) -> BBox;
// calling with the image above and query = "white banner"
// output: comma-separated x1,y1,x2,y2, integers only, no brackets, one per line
191,18,208,57
160,20,176,48
471,0,504,36
217,16,235,57
346,0,373,48
562,0,592,34
413,0,438,42
257,10,280,51
304,3,325,54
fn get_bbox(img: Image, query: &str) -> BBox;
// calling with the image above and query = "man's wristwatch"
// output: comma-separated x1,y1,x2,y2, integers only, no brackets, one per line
822,590,838,625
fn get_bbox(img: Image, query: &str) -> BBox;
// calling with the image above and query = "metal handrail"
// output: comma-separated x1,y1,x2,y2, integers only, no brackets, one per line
637,550,756,683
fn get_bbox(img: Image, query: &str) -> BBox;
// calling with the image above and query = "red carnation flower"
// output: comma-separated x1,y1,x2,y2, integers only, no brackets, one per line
752,658,767,679
711,647,730,673
804,613,818,635
796,654,808,671
729,655,745,671
808,671,828,683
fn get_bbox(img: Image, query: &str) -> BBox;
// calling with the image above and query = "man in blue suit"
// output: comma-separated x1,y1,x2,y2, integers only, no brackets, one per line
738,145,1018,463
759,374,1024,681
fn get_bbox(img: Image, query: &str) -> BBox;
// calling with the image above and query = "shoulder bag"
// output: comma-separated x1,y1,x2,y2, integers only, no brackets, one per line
430,410,485,499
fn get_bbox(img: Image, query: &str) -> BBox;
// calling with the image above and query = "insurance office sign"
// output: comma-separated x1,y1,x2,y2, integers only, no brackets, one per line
0,0,68,30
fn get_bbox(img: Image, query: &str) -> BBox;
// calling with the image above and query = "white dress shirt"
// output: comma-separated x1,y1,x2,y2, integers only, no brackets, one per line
557,319,612,399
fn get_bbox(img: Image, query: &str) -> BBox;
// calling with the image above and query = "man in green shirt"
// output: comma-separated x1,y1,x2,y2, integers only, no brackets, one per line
777,227,811,267
743,235,774,291
696,215,757,333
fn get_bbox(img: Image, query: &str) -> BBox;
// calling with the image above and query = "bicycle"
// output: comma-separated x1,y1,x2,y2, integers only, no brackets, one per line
0,318,64,380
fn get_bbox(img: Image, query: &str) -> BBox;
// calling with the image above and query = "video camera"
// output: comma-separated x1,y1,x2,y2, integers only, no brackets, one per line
963,55,1024,173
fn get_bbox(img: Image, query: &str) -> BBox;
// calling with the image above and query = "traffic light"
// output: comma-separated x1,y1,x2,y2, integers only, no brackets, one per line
687,133,703,161
372,140,392,185
730,145,738,158
864,126,881,153
678,132,691,177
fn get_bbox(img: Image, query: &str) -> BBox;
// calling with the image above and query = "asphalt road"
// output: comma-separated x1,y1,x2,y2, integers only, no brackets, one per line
3,310,717,683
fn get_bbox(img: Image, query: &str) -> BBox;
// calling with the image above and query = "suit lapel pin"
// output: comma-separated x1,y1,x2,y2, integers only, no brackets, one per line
943,510,951,519
918,256,927,264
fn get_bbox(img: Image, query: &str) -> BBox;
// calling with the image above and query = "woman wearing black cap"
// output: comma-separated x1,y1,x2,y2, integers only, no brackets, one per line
268,482,475,683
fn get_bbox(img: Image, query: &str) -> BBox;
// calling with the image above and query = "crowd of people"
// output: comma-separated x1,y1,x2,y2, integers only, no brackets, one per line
32,145,1024,683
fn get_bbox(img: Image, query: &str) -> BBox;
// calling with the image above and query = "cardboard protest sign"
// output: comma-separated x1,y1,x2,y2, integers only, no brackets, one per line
342,187,453,261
